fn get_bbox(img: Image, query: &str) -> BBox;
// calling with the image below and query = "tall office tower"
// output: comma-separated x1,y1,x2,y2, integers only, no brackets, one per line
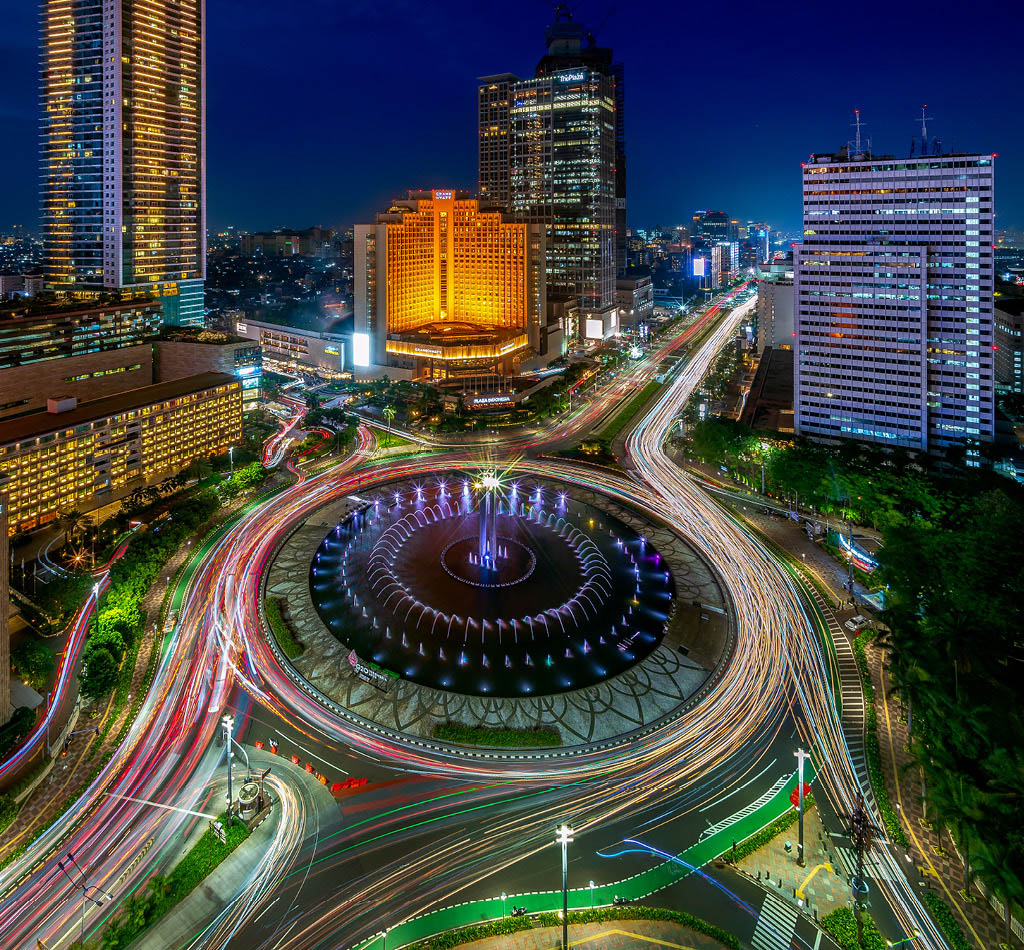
478,7,624,339
692,211,730,243
478,74,519,208
41,0,206,326
794,148,996,456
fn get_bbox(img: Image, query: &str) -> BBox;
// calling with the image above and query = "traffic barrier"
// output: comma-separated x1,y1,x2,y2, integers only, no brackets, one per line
290,753,300,765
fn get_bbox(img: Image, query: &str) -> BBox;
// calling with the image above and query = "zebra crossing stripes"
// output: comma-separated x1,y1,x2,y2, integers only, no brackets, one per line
698,774,790,840
751,892,800,950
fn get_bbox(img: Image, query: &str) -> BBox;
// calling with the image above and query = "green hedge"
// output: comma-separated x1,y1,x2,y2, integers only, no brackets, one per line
821,906,887,950
598,381,662,441
264,595,303,659
923,891,971,950
405,916,535,950
431,721,561,748
719,797,814,863
535,906,739,950
100,811,250,950
852,632,910,848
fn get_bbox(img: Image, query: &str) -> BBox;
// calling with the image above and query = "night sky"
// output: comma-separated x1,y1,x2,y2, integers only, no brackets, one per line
1,0,1021,235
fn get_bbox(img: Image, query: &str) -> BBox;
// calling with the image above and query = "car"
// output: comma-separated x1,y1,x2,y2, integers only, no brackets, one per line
844,620,859,632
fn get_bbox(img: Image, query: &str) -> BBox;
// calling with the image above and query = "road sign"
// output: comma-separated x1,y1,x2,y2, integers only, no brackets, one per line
790,783,812,807
211,820,226,844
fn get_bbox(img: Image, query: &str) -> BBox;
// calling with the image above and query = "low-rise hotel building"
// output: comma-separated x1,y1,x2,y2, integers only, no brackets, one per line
0,373,241,534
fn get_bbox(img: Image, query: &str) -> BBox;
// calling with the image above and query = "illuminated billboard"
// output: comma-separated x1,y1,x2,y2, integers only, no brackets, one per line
693,258,706,277
585,318,605,340
352,332,370,367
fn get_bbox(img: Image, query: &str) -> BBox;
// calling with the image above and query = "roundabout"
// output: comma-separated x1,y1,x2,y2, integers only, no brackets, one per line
266,467,735,744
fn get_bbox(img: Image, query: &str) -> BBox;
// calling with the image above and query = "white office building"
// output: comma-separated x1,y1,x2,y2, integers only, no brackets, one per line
794,148,996,455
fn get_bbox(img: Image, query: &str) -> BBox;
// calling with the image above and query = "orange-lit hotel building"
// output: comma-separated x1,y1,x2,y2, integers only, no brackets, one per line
40,0,205,326
354,191,561,380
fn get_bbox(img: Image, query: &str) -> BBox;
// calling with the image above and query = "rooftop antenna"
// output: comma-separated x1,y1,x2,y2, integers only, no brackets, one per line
918,104,933,153
852,109,865,154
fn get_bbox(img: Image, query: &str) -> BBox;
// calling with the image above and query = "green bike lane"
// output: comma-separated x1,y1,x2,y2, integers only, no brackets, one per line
350,758,818,950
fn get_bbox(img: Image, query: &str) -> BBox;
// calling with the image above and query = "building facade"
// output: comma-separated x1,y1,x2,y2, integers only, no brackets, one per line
0,373,241,534
615,276,653,331
235,318,346,378
154,329,262,409
994,300,1023,394
0,487,8,721
354,191,548,379
240,228,336,258
478,9,624,339
794,150,996,454
41,0,205,326
756,257,795,355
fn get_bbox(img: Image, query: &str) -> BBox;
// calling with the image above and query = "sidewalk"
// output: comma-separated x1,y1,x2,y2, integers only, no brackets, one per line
867,639,1021,950
731,804,850,921
441,918,731,950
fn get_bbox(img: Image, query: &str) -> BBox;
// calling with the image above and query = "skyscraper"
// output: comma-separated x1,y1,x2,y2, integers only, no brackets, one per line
41,0,206,326
478,7,623,340
794,147,996,455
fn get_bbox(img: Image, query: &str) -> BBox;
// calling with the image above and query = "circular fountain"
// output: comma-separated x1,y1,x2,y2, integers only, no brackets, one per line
309,473,676,697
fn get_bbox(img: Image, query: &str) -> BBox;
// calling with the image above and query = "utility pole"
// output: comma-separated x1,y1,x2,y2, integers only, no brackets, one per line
849,793,872,946
54,850,112,946
794,748,810,867
847,518,855,600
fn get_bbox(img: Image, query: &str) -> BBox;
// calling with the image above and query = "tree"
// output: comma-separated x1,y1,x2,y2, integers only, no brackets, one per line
11,639,55,691
57,508,87,545
80,645,119,700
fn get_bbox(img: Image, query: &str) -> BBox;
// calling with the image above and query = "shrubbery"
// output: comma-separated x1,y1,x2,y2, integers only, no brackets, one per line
80,489,221,703
100,811,249,949
431,721,561,748
821,906,886,950
852,631,909,847
922,891,971,950
719,797,814,863
0,706,36,759
264,596,302,659
405,916,535,950
11,639,55,690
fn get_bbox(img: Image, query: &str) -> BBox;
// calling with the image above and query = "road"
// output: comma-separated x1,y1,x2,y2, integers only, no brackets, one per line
0,285,943,950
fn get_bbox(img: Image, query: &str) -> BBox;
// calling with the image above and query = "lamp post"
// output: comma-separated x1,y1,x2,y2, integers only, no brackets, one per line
886,933,921,948
556,824,574,950
229,445,235,475
794,748,810,866
589,880,595,909
222,714,235,824
501,891,507,920
55,850,113,946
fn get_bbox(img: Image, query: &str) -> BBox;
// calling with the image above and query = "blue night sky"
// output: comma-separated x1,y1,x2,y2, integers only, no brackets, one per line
1,0,1021,235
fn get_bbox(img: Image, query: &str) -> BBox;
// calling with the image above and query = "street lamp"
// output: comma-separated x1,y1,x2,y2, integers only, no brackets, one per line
556,824,574,950
377,930,387,950
222,714,235,824
589,880,595,908
794,748,810,866
501,891,507,920
229,445,235,475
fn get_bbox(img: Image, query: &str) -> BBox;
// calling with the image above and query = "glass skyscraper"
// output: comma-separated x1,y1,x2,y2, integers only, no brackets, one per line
40,0,206,326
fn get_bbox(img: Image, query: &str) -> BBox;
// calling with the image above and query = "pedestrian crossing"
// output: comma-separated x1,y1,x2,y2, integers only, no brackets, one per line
699,774,790,840
751,892,800,950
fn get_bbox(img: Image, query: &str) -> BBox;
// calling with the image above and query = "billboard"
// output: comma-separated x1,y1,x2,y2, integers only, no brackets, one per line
352,332,370,367
693,258,706,277
585,318,605,340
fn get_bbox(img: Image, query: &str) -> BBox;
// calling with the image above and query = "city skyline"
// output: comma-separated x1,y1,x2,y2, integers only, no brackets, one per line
2,0,1023,234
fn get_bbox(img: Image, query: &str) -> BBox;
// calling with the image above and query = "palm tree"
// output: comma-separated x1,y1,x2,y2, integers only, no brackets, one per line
57,508,87,545
382,406,396,447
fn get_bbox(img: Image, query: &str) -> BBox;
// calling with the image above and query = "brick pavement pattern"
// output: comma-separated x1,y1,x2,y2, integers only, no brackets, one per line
867,639,1020,950
733,804,850,919
451,919,729,950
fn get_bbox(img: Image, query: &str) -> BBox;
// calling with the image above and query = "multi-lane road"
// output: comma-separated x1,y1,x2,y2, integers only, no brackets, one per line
0,288,945,950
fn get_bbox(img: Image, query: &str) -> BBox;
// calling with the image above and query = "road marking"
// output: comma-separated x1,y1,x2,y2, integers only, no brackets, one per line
699,774,789,840
698,758,777,812
751,892,799,950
